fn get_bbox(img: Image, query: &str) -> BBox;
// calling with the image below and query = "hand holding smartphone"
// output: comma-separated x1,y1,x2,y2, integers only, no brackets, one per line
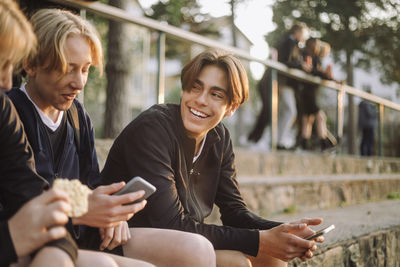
113,176,156,205
306,224,335,240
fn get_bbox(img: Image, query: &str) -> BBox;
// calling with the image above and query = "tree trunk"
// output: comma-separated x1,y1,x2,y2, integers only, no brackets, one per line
103,0,132,138
346,50,357,154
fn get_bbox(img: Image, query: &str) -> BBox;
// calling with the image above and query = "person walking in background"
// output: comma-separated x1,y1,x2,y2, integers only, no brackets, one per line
276,22,311,149
248,23,311,149
299,38,336,151
358,90,378,156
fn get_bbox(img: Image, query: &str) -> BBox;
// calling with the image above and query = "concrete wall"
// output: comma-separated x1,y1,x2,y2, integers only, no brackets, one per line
289,226,400,267
239,177,400,216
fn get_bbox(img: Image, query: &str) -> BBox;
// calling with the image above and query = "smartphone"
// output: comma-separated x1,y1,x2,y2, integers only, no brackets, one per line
113,176,156,204
306,224,335,240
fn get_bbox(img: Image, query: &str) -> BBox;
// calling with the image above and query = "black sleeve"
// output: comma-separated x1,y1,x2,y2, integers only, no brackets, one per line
102,120,262,256
216,130,282,231
0,220,18,265
0,93,47,218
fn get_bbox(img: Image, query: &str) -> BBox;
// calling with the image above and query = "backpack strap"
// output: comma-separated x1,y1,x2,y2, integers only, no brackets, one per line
67,101,80,153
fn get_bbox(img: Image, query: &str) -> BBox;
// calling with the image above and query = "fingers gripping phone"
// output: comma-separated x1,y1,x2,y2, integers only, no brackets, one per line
306,224,335,240
113,176,156,204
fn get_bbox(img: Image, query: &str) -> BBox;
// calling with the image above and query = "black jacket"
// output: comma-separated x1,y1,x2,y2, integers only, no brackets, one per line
0,92,47,265
358,100,377,129
101,104,281,256
277,34,304,89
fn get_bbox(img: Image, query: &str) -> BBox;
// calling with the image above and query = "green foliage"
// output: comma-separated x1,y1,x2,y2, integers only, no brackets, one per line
147,0,203,27
282,205,297,214
144,0,220,60
267,0,400,86
387,192,400,200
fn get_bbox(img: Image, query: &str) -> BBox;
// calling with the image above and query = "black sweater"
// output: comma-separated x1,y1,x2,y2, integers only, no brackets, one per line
101,104,281,256
0,92,47,265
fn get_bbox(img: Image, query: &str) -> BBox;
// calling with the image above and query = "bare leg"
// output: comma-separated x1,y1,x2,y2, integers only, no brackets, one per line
76,250,154,267
108,253,155,267
215,250,252,267
30,247,74,267
123,228,216,267
247,251,287,267
215,250,287,267
301,114,315,139
9,256,30,267
315,110,327,139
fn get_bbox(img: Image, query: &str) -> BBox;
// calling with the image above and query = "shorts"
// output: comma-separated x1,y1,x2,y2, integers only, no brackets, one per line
302,85,320,115
77,226,124,256
33,232,78,263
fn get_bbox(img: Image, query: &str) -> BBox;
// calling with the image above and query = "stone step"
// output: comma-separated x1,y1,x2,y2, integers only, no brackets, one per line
270,199,400,267
234,149,400,177
205,174,400,223
240,174,400,216
95,140,400,176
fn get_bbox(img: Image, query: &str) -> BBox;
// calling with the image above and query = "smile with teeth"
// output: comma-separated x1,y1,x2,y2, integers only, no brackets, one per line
190,108,209,118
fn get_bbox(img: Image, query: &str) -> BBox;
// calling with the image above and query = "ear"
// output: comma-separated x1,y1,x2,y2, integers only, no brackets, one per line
23,60,36,77
224,104,239,117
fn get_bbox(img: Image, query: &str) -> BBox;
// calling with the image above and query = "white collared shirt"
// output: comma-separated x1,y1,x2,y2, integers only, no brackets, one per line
20,84,64,131
193,134,207,163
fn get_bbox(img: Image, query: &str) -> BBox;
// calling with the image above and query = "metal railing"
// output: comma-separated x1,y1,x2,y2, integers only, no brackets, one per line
50,0,400,155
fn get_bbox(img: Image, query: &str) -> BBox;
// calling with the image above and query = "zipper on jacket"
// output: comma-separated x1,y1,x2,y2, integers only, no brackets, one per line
188,168,203,222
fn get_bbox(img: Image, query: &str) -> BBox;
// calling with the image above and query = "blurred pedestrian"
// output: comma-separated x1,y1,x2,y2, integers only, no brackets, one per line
358,91,378,156
248,23,311,149
276,22,311,149
299,38,336,151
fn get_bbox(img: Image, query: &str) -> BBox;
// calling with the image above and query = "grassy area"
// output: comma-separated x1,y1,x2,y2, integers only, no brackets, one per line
387,192,400,200
283,205,297,214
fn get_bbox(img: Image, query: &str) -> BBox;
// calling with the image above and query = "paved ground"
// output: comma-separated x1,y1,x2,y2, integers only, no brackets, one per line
270,199,400,246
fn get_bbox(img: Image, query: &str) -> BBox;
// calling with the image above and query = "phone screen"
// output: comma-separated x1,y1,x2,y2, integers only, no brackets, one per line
306,224,335,240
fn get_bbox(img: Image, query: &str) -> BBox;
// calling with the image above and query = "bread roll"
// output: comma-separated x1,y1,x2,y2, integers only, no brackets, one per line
53,178,92,217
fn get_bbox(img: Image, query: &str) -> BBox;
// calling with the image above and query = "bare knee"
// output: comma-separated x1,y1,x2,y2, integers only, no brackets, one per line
181,234,216,267
233,256,252,267
76,250,118,267
30,247,74,267
216,250,252,267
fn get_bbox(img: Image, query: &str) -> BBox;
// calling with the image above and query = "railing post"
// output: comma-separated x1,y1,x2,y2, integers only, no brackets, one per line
270,69,278,151
78,8,87,104
156,31,166,104
378,104,384,156
336,88,344,146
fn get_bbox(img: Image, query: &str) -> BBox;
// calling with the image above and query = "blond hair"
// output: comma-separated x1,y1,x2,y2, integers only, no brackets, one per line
181,49,249,107
0,0,36,70
27,8,103,74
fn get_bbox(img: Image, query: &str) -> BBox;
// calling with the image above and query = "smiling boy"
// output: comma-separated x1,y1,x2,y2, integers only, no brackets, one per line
101,49,324,267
